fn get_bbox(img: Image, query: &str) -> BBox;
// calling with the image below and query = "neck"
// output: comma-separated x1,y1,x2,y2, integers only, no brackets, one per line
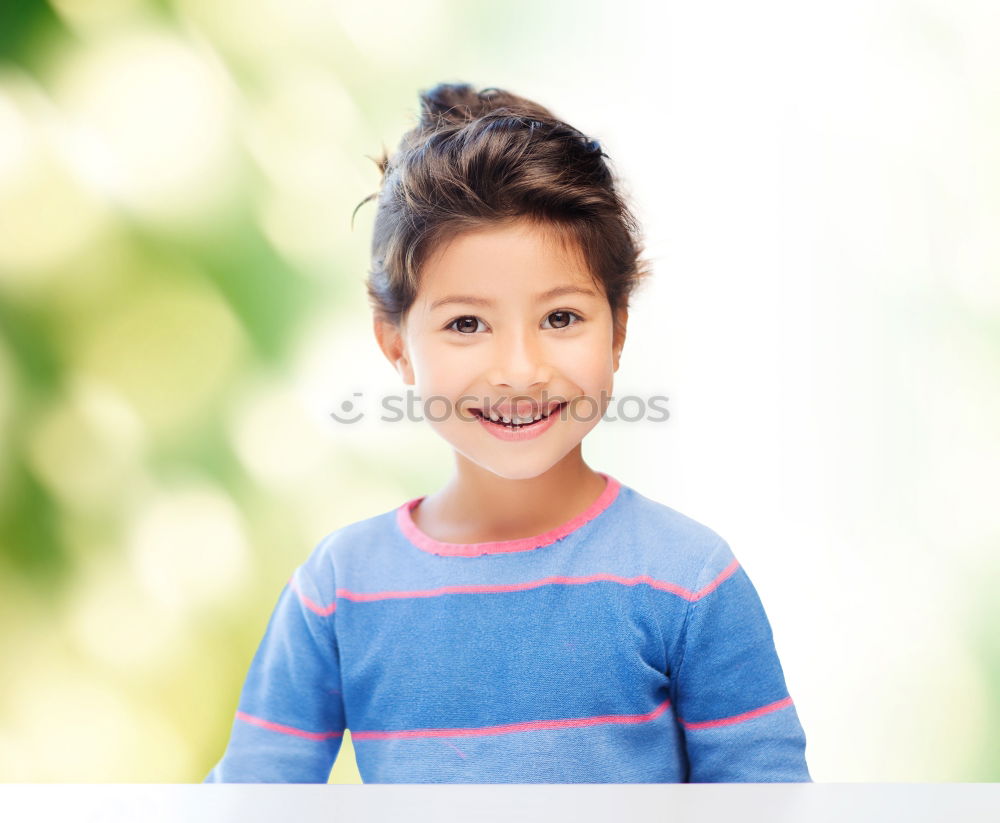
422,447,607,542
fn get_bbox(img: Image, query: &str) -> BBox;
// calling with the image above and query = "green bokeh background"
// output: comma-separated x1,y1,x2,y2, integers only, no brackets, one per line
1,0,998,783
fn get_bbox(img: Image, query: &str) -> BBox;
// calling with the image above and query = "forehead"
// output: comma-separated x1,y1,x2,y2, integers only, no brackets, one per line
417,220,599,303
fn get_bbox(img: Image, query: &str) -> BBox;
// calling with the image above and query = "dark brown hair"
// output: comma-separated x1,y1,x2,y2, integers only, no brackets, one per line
356,82,651,337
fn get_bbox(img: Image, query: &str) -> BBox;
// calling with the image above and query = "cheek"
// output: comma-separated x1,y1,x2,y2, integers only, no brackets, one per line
563,338,616,384
413,341,466,393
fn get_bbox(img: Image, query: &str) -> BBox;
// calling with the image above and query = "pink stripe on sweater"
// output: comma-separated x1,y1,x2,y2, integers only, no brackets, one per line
678,696,794,731
351,698,672,741
236,710,343,741
693,558,740,601
336,564,741,604
396,472,620,556
288,574,336,616
296,551,740,612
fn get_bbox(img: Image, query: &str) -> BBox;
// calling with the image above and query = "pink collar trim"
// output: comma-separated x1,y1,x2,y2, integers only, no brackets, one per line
396,472,622,557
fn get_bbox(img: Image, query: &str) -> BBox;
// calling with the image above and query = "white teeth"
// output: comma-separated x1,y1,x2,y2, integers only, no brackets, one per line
480,406,561,426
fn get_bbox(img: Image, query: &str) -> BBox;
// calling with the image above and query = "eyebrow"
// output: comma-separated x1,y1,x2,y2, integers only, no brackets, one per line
429,285,599,311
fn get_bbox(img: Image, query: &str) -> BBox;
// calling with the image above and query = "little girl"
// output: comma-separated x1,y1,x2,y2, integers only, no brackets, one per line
205,83,812,783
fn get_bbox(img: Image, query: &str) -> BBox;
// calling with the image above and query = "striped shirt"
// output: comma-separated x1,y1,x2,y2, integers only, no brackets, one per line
205,473,811,783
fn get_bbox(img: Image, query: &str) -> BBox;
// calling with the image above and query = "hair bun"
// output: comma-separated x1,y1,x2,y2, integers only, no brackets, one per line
418,82,554,129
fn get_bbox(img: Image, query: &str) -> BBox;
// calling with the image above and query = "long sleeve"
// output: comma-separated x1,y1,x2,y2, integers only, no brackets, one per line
204,554,345,783
670,538,811,782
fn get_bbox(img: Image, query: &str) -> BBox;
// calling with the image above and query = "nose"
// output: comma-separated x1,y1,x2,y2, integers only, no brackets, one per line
486,326,551,393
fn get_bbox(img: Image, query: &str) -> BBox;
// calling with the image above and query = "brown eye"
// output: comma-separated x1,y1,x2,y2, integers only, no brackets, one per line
448,316,483,334
544,310,582,330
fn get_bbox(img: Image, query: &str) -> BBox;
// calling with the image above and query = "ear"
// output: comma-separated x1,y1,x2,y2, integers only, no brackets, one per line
373,314,415,385
612,306,628,372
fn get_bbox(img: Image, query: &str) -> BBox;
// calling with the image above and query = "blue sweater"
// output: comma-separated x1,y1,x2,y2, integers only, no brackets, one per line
205,473,811,783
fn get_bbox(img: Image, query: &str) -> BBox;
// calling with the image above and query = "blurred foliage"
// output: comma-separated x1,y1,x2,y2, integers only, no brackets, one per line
0,0,66,68
0,0,434,782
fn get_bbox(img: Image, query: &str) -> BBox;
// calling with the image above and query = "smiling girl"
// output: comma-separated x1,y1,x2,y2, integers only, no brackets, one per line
206,83,812,784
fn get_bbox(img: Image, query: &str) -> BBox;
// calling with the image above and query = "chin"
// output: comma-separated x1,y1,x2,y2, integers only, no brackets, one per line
460,442,586,482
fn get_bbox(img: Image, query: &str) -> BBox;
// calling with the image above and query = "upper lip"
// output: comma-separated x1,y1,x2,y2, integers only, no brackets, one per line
471,400,566,419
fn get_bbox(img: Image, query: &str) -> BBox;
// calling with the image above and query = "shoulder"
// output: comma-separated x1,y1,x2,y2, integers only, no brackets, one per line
295,502,402,587
616,484,726,551
612,482,733,586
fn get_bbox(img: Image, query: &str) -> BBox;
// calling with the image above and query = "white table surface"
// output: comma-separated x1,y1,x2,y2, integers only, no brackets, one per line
1,784,998,823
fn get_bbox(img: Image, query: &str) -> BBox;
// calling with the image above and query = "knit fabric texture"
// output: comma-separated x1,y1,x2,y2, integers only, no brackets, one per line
205,473,811,783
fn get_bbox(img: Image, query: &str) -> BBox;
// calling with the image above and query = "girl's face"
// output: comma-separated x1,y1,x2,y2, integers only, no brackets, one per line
375,219,627,481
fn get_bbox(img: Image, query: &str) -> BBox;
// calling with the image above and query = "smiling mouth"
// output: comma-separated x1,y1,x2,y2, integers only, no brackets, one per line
470,402,567,429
